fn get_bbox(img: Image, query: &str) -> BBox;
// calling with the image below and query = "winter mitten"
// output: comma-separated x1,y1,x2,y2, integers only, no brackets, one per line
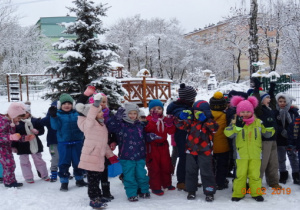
179,110,192,120
263,117,274,128
48,106,57,117
195,111,207,122
146,133,162,142
164,115,174,127
115,107,126,121
108,155,119,164
24,134,35,142
110,142,117,151
9,133,21,141
93,93,103,107
30,128,39,135
84,86,96,96
235,116,245,128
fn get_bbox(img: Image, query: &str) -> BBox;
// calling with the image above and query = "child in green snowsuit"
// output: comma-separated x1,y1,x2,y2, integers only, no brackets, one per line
225,96,275,202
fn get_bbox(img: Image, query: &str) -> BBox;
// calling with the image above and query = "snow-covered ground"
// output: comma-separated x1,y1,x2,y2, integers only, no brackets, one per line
1,85,300,210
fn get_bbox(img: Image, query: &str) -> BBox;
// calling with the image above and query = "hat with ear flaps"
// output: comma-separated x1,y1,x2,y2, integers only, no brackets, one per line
7,102,26,127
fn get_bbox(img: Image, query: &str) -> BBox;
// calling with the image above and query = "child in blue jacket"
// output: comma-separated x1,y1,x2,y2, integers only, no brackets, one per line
49,93,87,191
107,102,150,202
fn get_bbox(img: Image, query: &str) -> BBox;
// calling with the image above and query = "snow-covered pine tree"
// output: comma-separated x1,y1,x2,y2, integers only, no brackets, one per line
44,0,122,104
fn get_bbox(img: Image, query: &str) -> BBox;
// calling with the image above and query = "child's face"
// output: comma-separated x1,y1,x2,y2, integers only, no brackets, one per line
150,106,163,115
278,98,287,109
128,110,138,120
262,97,271,107
239,111,252,119
24,112,31,119
101,96,107,109
96,110,104,119
13,116,23,124
61,102,73,112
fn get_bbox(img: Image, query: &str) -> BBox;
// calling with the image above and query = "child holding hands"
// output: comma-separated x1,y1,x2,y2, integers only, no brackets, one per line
145,99,176,196
175,100,218,202
0,102,26,188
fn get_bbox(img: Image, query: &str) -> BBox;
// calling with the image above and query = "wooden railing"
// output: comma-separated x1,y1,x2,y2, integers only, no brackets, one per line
119,78,172,107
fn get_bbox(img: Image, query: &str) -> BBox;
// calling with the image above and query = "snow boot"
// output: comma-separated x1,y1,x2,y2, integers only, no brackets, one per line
50,171,58,182
60,183,68,191
128,196,138,202
139,192,151,199
0,178,3,184
90,197,108,209
292,172,300,185
76,179,88,187
102,182,114,200
231,197,243,202
279,171,288,184
187,192,196,200
205,194,214,202
152,189,164,196
176,182,185,191
5,182,23,188
252,196,264,202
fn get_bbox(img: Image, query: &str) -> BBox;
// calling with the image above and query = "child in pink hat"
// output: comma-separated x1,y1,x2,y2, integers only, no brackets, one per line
0,102,27,188
225,96,275,202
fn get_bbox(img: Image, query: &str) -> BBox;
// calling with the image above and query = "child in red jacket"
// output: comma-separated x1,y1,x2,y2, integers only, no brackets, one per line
145,99,176,196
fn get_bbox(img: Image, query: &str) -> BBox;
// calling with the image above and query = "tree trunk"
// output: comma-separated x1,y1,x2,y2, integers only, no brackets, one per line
157,37,164,78
249,0,259,75
236,49,241,83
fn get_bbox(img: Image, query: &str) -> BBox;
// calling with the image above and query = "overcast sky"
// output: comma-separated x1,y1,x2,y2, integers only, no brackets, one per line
10,0,245,33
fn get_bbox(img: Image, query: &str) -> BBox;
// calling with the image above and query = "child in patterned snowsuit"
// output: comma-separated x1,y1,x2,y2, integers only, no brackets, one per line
0,102,26,188
175,100,218,202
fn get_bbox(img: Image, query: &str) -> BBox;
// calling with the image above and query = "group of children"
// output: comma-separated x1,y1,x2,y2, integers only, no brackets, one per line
1,79,300,208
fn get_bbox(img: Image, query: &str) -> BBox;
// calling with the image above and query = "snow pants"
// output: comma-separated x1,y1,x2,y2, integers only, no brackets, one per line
233,159,261,198
175,135,187,183
58,141,84,183
87,171,102,199
185,153,216,195
19,153,48,180
0,145,17,185
277,146,299,173
213,152,229,188
120,159,150,198
260,141,279,186
146,141,172,190
49,144,59,172
0,162,3,178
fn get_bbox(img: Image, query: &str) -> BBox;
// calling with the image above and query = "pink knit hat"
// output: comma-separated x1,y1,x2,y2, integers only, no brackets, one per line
230,96,258,115
7,102,26,127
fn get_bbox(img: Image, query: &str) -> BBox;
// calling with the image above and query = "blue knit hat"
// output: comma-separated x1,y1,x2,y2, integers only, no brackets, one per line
192,100,212,119
148,99,163,111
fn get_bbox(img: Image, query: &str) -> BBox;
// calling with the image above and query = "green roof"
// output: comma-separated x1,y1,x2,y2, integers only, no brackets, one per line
36,16,77,38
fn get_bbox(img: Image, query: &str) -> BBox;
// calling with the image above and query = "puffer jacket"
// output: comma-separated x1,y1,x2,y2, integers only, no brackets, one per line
211,110,230,153
0,115,15,146
77,105,114,172
224,117,275,160
50,109,84,143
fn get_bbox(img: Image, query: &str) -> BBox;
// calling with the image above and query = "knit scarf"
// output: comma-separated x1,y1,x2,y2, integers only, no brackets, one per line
22,118,38,154
156,116,165,132
243,115,255,125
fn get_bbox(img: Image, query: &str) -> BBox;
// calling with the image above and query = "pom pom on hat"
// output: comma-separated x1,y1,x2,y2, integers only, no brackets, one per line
210,91,227,111
230,96,258,115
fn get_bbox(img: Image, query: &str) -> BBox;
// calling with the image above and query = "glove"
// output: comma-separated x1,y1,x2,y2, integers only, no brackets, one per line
195,111,207,122
115,107,126,121
250,77,262,89
48,106,57,118
30,128,39,135
151,112,161,122
93,93,102,107
9,133,21,141
84,86,96,96
109,155,119,164
146,133,162,142
179,110,192,120
263,117,274,128
25,134,35,142
235,116,245,128
164,115,174,127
